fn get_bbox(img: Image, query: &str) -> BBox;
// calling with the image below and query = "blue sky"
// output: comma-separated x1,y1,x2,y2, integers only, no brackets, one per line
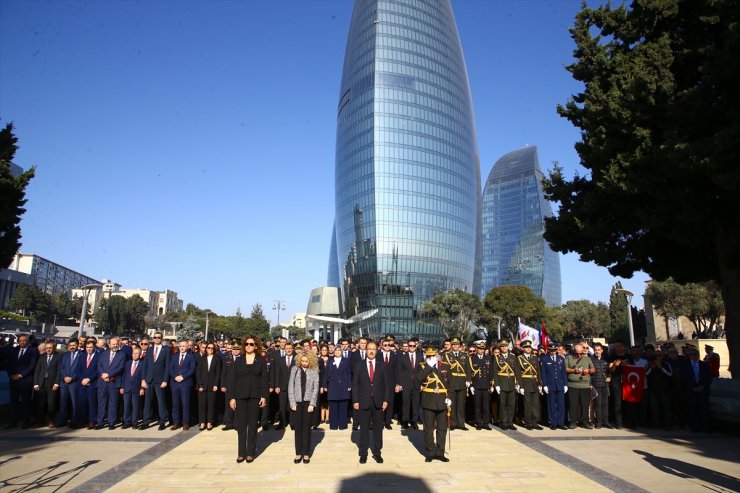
0,0,649,325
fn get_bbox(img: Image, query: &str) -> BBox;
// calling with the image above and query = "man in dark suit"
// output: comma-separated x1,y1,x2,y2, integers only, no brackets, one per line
121,345,145,429
398,337,423,429
142,332,171,430
96,336,127,429
270,341,294,430
681,347,712,432
352,340,393,464
33,341,61,428
6,334,39,428
57,338,80,427
220,341,240,430
378,337,401,430
76,339,100,428
350,337,369,367
169,340,197,430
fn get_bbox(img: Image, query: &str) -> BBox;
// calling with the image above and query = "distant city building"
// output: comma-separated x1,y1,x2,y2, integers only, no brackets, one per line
480,146,561,306
71,279,183,319
10,253,100,296
331,0,482,340
0,268,33,311
290,312,307,329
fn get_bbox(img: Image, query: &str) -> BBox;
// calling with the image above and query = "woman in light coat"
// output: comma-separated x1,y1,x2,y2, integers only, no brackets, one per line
288,349,319,463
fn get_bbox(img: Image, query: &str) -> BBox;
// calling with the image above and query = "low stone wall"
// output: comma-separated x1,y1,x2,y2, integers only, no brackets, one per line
711,377,740,425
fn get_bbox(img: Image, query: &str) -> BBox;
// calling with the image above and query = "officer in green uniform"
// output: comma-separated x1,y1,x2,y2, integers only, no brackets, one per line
494,339,520,430
517,340,544,430
442,337,472,430
469,341,494,430
417,346,451,462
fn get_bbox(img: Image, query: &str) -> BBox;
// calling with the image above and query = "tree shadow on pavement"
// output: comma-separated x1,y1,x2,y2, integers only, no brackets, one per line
0,457,100,491
634,449,740,492
338,472,432,493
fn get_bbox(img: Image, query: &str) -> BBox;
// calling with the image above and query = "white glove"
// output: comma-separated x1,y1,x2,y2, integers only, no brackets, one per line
444,398,452,407
489,385,494,393
495,386,501,394
427,356,438,366
518,388,525,395
544,386,549,394
515,384,520,392
564,386,569,393
538,385,543,394
465,381,471,388
469,387,475,395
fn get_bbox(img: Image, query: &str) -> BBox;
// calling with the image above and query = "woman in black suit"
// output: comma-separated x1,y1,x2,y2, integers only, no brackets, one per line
196,342,222,430
227,336,268,463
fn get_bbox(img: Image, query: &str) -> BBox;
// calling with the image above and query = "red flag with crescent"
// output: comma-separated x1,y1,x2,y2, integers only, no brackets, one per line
622,365,646,403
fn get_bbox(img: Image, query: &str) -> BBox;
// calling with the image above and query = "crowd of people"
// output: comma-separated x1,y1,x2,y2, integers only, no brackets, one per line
1,331,718,463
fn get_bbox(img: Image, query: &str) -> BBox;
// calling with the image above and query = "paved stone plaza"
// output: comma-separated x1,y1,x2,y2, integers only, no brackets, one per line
0,424,738,493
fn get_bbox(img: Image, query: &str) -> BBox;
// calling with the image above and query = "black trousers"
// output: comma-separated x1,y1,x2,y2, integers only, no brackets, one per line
9,378,34,427
401,386,421,424
235,398,260,457
473,389,490,425
499,390,516,426
36,383,58,425
648,390,673,428
222,390,234,427
610,380,624,426
197,389,217,424
523,390,540,425
593,385,609,426
449,388,466,427
384,391,396,426
568,387,590,425
276,391,289,427
292,401,313,456
422,407,447,457
357,402,384,457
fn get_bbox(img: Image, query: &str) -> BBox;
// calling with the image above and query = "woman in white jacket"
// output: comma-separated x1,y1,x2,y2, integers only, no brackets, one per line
288,349,319,464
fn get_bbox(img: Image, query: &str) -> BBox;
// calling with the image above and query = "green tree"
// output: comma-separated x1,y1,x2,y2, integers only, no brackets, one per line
177,315,201,341
51,292,75,322
8,284,53,322
96,295,128,335
543,1,740,376
559,299,611,340
0,122,35,268
609,282,629,342
225,308,249,341
418,289,483,342
125,294,149,333
647,279,725,336
244,303,271,343
482,285,547,338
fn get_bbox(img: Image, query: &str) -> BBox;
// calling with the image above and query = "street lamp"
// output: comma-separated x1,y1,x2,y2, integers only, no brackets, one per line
204,310,211,341
615,288,635,347
492,315,503,340
79,283,102,335
272,300,286,330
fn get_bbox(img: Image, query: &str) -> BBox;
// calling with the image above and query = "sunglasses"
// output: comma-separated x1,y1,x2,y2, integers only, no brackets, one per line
153,336,162,339
245,342,256,347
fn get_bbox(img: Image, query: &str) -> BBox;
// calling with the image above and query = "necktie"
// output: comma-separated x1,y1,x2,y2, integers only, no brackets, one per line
286,356,290,367
110,352,114,364
410,353,415,368
131,361,137,377
179,354,184,366
361,351,365,360
154,346,159,361
47,355,52,365
87,354,92,368
71,352,76,365
369,360,375,382
385,353,389,364
344,351,348,358
19,348,24,358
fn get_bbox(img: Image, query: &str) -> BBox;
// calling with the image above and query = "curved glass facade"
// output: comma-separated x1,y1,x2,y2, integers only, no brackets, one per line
480,146,561,307
334,0,481,340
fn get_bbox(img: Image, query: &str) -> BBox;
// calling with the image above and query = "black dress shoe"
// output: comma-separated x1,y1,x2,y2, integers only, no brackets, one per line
534,425,543,430
359,456,367,464
245,456,254,463
436,455,450,462
525,424,533,430
303,458,310,464
108,426,116,430
95,424,106,430
236,457,245,463
294,458,302,464
425,456,433,462
158,423,167,431
122,424,131,429
410,422,419,430
508,424,517,430
550,425,557,430
557,425,568,430
222,426,233,431
372,454,383,464
384,424,392,430
352,425,359,431
459,426,468,431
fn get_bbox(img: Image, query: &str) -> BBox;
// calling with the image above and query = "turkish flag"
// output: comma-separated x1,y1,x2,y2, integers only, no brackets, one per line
622,365,646,403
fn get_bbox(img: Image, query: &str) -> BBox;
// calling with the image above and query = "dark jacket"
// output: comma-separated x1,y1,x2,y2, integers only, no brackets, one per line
271,353,295,391
351,358,393,409
325,356,352,401
416,361,450,411
470,353,494,389
196,355,222,390
540,353,567,392
121,359,145,393
34,352,61,388
144,344,171,384
226,355,269,401
169,352,197,387
96,350,127,388
8,345,38,380
590,355,610,387
398,350,424,391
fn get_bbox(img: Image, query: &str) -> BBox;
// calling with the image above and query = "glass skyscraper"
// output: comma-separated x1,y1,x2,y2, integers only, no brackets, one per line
332,0,481,340
480,146,561,307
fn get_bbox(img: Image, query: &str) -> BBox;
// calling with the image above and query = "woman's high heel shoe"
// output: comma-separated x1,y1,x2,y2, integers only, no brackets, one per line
236,457,245,463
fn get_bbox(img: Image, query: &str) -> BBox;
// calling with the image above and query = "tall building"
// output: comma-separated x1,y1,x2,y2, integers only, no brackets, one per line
480,146,561,306
332,0,482,340
10,253,99,296
71,280,183,319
